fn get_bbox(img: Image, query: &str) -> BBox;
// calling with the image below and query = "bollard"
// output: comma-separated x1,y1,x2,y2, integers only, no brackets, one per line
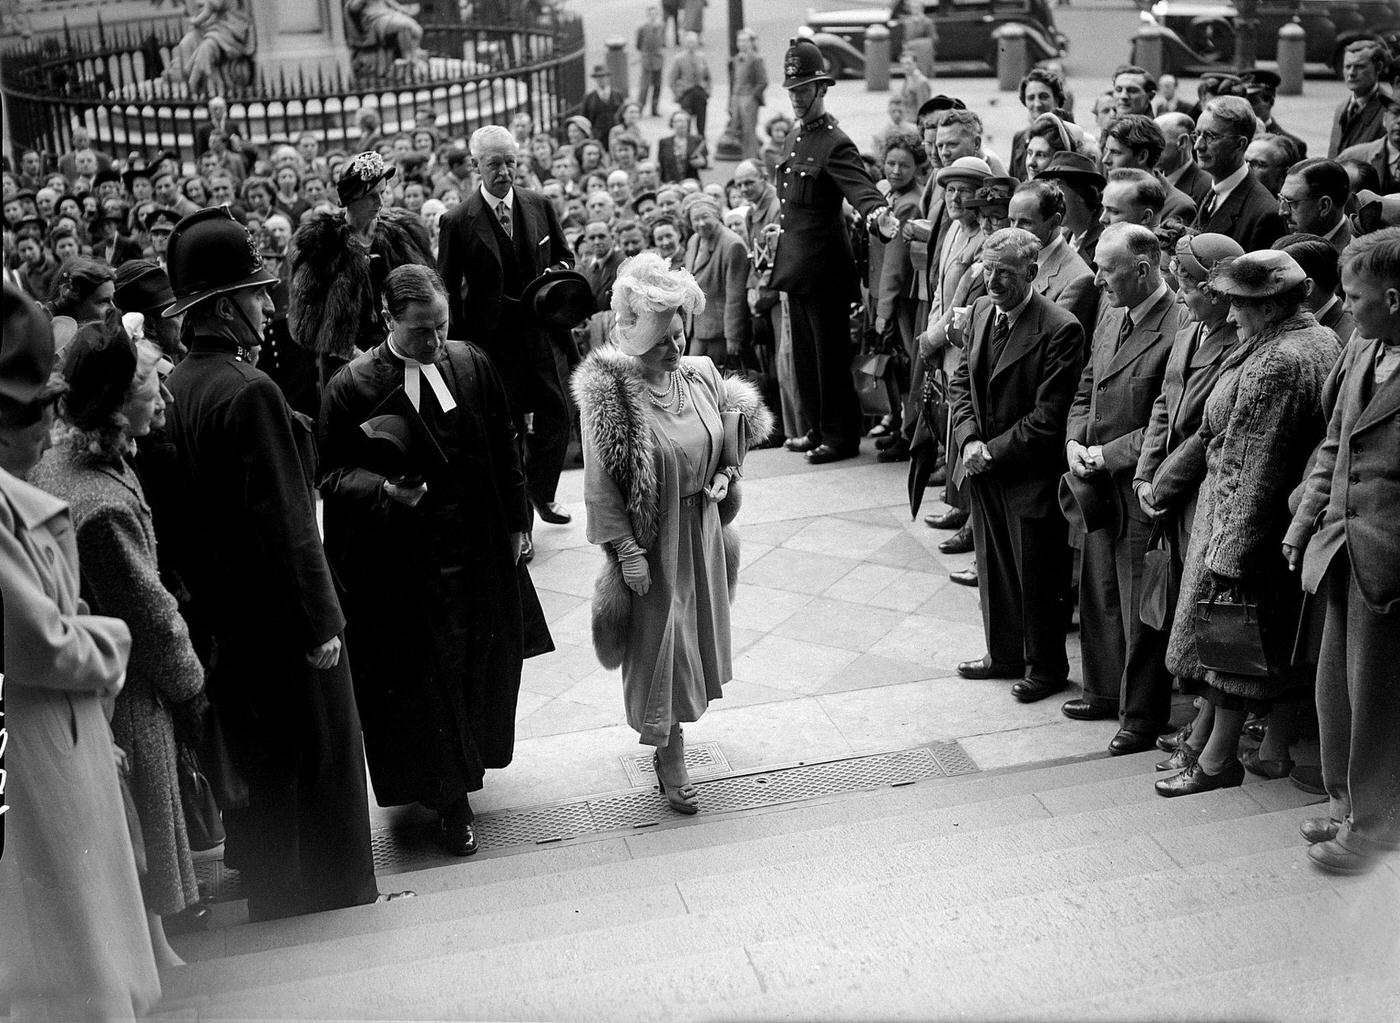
994,23,1029,92
865,23,890,92
605,36,629,98
1277,22,1304,95
1132,23,1166,81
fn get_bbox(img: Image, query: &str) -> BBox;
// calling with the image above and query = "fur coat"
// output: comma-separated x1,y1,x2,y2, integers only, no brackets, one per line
572,348,773,669
287,206,435,358
1165,313,1341,700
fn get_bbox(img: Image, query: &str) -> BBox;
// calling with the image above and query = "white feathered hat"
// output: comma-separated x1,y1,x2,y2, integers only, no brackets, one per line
609,251,705,356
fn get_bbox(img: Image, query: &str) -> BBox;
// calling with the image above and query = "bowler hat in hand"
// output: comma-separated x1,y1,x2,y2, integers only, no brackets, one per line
520,267,595,330
1059,470,1123,538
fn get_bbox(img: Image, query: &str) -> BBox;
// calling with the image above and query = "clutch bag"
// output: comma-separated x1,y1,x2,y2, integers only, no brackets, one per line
721,409,747,470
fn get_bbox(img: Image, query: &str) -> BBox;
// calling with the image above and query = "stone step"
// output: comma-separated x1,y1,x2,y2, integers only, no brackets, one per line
174,759,1310,963
164,802,1327,1012
172,854,1399,1022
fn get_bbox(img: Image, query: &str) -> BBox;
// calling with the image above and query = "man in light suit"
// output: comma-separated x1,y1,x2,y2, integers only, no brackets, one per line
1328,40,1393,158
1063,223,1182,751
1336,98,1400,197
1191,96,1287,251
948,228,1083,696
1006,179,1098,338
1279,158,1355,255
438,125,576,542
1285,228,1400,877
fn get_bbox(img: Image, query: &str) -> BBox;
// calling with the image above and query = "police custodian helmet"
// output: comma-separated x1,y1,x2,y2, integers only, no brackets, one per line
162,206,279,318
782,37,835,91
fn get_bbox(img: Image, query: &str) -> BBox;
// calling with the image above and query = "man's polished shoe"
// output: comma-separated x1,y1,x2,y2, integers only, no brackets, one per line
875,438,910,463
784,434,819,453
1156,745,1198,772
519,533,534,565
438,800,479,857
1108,728,1159,756
534,500,572,525
1011,677,1069,703
938,523,974,554
1300,817,1341,845
956,657,1024,680
1061,698,1117,721
1307,839,1379,876
949,567,978,587
1154,758,1245,797
923,507,968,530
806,444,857,464
1156,724,1192,753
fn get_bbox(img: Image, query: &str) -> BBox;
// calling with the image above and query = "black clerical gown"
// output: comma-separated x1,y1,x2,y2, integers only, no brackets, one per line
319,340,553,810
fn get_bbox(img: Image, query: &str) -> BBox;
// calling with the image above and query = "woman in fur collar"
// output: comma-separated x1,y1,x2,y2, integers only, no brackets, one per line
287,151,435,385
573,252,772,814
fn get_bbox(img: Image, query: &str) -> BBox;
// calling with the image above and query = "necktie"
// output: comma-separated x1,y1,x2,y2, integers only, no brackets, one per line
990,311,1010,367
496,200,512,239
401,356,458,414
1116,313,1134,353
1202,193,1217,221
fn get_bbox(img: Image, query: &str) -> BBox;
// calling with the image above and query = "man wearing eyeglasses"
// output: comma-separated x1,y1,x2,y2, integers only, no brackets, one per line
1190,96,1287,251
1278,158,1354,255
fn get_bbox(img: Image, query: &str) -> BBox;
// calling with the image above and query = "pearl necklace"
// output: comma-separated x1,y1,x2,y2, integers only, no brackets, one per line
646,371,686,414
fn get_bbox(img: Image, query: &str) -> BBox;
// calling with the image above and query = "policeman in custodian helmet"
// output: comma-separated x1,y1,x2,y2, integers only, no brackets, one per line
770,36,894,466
159,206,402,921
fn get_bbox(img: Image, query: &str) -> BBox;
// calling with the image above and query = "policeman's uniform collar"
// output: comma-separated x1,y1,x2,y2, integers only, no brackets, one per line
800,112,834,130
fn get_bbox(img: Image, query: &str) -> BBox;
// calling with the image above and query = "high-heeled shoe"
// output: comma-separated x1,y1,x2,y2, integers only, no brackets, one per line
653,750,699,815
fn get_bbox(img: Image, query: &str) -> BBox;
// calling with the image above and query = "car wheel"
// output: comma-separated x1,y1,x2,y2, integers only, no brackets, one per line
1186,17,1235,63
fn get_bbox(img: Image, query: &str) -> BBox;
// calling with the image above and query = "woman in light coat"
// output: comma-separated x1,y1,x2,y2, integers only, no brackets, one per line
0,282,160,1020
31,316,206,967
573,253,772,814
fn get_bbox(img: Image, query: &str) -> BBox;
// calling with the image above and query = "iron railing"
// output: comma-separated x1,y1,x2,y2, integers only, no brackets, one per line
1,9,586,166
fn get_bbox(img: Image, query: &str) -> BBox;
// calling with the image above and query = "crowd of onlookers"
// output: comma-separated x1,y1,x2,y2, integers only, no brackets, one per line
2,23,1399,1021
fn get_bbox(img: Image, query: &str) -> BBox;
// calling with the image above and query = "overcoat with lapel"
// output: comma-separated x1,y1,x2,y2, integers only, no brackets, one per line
1287,336,1400,614
1134,316,1238,541
1329,91,1389,158
1067,287,1181,519
949,290,1085,518
1035,237,1098,338
1192,169,1287,251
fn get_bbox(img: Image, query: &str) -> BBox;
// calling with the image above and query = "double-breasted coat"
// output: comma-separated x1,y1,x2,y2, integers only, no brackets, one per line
30,449,205,917
1166,314,1341,700
319,341,552,809
164,336,378,919
0,468,158,1020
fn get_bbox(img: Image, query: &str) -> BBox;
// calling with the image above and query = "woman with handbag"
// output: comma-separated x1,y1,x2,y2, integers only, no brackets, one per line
31,315,207,964
1156,250,1341,797
573,252,772,814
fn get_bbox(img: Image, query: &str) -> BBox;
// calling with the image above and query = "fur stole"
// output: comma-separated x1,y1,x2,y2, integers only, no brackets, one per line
572,347,774,668
287,207,435,358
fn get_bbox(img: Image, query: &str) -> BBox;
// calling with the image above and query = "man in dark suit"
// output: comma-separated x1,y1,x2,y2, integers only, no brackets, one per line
1285,228,1400,876
948,227,1083,698
770,38,891,465
1279,158,1355,254
1063,223,1182,751
1328,40,1392,158
1156,112,1213,209
580,65,625,140
1336,99,1400,197
1279,235,1356,343
438,125,576,542
1240,70,1307,159
1191,96,1287,251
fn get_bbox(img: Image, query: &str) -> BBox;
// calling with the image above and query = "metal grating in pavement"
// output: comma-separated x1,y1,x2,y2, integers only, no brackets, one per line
195,741,977,899
619,740,731,788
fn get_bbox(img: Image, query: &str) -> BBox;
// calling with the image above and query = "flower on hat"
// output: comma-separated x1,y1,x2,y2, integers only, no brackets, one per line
348,151,387,182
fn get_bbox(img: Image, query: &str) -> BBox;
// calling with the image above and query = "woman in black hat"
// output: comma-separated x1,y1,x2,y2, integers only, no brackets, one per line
1156,250,1341,797
0,283,162,1019
288,150,436,386
30,314,207,968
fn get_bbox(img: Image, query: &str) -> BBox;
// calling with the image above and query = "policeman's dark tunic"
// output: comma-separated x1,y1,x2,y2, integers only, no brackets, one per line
318,341,553,813
164,336,377,921
770,111,887,452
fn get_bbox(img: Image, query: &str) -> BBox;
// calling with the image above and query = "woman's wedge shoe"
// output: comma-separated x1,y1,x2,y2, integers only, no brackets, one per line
653,752,699,815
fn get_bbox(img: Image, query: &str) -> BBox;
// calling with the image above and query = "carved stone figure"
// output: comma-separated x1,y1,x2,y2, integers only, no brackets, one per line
167,0,256,97
344,0,426,77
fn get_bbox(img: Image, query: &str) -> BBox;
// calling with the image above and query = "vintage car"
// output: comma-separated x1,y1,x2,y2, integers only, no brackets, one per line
804,0,1068,78
1140,0,1400,73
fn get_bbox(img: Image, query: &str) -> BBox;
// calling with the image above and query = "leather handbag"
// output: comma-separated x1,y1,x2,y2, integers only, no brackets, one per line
178,744,227,853
720,409,749,470
1139,521,1180,631
1194,584,1270,678
851,351,892,416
